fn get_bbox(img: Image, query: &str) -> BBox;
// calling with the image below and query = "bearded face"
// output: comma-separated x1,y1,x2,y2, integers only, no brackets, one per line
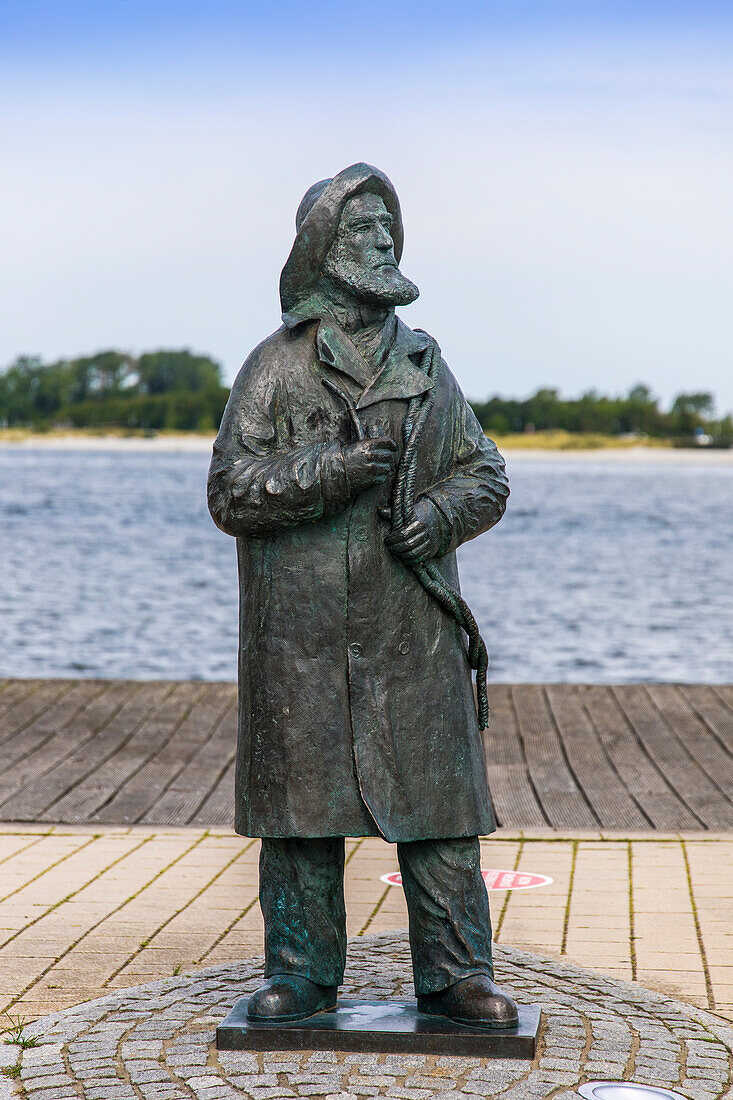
323,193,420,308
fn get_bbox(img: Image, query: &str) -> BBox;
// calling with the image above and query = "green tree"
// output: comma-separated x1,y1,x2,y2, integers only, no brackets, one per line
0,356,49,424
135,350,221,395
670,392,715,436
68,351,133,403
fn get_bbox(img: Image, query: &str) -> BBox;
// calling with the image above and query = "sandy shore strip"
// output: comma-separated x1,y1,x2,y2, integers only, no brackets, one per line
504,445,733,464
1,431,732,463
0,432,217,452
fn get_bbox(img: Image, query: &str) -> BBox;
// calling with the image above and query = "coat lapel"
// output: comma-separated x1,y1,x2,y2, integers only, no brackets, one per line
285,300,435,408
355,319,433,409
316,320,372,389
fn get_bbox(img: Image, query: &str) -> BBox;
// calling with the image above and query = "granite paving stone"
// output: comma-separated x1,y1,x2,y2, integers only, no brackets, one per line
2,932,731,1100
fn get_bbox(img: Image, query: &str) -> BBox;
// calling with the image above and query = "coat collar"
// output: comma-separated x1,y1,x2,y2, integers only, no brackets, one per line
283,297,434,407
355,318,433,409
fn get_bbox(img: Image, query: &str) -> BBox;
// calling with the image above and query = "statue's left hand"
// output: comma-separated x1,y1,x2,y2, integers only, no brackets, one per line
384,499,449,563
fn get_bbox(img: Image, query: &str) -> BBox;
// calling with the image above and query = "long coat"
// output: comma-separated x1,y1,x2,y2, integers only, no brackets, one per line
207,312,509,841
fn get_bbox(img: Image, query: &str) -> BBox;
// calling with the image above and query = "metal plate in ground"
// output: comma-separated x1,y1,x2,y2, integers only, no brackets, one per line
216,998,541,1058
579,1086,687,1100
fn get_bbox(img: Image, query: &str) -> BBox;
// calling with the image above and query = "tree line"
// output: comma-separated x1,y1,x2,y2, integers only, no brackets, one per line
0,350,227,432
471,385,732,443
0,349,730,444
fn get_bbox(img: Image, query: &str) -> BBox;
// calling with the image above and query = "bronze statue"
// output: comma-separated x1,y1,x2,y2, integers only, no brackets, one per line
208,163,516,1028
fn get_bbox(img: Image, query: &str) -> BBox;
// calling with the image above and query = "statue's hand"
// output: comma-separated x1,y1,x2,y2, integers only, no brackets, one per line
343,438,398,493
385,498,449,563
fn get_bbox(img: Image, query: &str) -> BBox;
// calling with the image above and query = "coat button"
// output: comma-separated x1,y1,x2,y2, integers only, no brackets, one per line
398,640,411,655
349,643,363,659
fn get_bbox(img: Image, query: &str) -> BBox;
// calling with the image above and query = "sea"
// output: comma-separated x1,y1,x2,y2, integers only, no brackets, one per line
1,447,731,684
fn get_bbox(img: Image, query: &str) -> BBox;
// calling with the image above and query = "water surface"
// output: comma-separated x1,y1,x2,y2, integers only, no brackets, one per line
1,448,731,682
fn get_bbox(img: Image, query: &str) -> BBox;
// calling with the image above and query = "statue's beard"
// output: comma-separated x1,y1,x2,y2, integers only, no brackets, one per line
323,254,420,308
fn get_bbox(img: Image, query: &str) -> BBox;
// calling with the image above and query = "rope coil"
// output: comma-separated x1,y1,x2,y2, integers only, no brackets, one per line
391,336,490,730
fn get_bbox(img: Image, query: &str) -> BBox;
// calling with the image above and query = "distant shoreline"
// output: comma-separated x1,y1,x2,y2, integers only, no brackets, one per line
0,430,216,452
1,430,732,463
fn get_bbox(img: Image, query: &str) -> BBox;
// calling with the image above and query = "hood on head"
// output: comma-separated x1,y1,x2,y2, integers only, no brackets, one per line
279,163,404,316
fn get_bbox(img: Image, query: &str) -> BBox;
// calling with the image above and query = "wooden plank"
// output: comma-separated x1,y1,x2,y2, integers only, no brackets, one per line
142,766,237,825
140,788,212,825
190,759,236,826
140,691,237,825
580,685,700,830
613,685,733,830
0,680,107,791
646,684,733,797
0,681,138,819
37,681,176,822
0,676,729,830
485,685,524,766
89,681,208,823
89,682,219,824
711,685,733,719
545,685,649,829
511,684,598,828
139,683,232,767
0,678,47,711
0,680,74,743
485,764,548,829
679,684,733,752
482,685,547,828
0,679,45,718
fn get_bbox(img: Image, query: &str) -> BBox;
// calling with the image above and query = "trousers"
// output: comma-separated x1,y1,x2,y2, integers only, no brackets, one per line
259,835,494,995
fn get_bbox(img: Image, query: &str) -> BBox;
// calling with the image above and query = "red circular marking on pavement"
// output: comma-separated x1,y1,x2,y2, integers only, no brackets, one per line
481,869,553,890
379,869,553,890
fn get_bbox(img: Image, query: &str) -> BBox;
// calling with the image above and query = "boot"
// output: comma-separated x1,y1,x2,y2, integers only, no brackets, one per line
247,974,338,1022
417,974,519,1029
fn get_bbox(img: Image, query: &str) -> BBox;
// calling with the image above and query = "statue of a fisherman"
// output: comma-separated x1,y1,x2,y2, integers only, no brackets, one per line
208,163,516,1028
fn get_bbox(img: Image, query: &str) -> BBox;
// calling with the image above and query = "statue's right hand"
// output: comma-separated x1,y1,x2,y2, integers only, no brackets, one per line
342,438,398,492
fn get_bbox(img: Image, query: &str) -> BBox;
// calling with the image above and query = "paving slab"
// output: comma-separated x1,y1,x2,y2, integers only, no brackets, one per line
1,933,732,1100
0,826,732,1030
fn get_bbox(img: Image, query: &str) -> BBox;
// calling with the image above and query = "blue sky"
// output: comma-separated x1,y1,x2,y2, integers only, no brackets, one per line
2,1,732,411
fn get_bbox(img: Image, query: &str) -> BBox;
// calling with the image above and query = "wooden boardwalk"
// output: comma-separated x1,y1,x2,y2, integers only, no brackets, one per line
0,678,731,830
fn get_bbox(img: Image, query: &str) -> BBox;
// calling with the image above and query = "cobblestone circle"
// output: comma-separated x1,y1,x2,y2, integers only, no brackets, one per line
5,932,732,1100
